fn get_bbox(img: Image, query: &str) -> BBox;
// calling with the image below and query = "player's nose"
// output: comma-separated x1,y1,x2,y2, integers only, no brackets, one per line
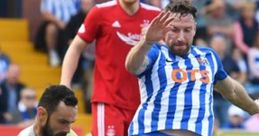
177,31,184,41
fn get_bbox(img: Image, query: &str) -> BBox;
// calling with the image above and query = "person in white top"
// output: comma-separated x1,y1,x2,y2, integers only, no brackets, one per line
18,85,78,136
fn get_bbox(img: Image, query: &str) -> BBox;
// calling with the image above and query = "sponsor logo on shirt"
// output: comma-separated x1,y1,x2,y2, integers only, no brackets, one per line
116,32,140,46
115,20,151,46
172,69,210,84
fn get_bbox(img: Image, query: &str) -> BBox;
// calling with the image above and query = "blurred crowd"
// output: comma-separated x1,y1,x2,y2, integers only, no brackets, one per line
1,0,259,134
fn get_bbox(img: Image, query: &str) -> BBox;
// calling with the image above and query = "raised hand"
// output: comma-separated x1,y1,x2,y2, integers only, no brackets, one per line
142,11,174,44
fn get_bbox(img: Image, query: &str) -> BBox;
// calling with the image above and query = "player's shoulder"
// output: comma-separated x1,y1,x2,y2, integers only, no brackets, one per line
88,1,117,17
140,2,161,12
193,46,217,55
95,0,117,9
17,125,35,136
152,42,163,50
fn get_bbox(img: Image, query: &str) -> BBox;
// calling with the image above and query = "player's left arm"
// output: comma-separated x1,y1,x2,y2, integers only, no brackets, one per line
214,76,259,115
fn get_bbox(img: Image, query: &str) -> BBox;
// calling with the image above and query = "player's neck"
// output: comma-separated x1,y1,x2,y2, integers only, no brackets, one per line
118,0,139,16
33,122,41,136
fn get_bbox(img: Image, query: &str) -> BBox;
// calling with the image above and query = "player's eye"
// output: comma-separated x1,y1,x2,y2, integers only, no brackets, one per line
171,28,179,33
59,120,70,125
184,28,191,33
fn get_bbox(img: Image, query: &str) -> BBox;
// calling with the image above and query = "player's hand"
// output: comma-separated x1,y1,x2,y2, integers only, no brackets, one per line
143,11,174,44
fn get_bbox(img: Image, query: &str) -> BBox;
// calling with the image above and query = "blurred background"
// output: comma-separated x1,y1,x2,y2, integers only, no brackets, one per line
0,0,259,136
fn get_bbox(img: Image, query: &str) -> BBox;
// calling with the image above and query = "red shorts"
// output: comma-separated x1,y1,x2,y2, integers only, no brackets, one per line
91,102,136,136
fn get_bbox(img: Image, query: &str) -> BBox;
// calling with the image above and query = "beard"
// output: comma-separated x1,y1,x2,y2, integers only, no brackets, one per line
42,118,54,136
41,117,67,136
169,41,191,57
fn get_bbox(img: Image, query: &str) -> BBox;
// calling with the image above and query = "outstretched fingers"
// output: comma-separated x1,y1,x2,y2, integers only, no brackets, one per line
159,11,171,24
152,11,166,25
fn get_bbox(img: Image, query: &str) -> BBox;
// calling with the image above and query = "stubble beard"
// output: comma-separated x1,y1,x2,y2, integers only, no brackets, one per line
169,43,191,57
42,117,54,136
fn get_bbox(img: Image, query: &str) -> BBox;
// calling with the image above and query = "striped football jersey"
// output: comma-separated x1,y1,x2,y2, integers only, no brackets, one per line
129,43,227,136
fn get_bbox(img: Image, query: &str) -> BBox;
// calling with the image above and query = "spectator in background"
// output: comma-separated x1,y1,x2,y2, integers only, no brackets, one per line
18,85,78,136
35,0,80,67
225,105,245,129
192,0,210,45
62,0,95,61
10,88,37,127
232,48,247,85
255,0,259,23
0,64,25,124
245,114,259,132
63,0,95,113
62,0,95,81
210,35,244,128
204,0,234,39
247,32,259,95
0,47,11,83
233,2,258,56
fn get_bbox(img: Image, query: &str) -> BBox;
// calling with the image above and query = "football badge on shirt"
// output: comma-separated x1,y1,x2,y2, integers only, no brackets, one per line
140,20,150,28
106,125,115,136
197,58,209,66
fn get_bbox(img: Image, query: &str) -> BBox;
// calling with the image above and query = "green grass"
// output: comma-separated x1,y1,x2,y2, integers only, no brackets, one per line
214,130,259,136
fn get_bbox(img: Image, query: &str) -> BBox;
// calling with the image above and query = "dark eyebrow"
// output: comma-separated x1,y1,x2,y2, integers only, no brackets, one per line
185,27,192,29
59,119,75,124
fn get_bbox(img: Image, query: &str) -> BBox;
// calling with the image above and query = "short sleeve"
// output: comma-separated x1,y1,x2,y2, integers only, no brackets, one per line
137,44,160,77
211,49,228,84
77,6,101,43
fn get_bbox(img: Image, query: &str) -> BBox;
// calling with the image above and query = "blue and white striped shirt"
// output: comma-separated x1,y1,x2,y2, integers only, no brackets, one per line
129,43,227,136
41,0,80,23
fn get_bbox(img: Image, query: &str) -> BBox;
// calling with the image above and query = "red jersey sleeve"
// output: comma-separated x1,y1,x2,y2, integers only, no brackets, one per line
77,6,102,43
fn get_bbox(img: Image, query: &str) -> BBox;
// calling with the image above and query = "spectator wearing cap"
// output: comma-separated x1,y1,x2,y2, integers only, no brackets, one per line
225,105,246,129
204,0,234,37
10,88,37,127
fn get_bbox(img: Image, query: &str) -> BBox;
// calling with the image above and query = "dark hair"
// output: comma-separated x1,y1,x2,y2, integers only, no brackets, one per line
166,0,197,19
38,85,78,115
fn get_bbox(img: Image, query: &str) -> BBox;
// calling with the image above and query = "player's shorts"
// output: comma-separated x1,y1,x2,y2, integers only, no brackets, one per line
91,102,136,136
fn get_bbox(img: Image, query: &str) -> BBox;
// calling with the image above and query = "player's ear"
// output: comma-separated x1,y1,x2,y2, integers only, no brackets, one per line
37,106,48,126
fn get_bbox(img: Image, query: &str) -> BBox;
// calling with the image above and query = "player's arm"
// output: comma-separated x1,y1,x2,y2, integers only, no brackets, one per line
125,11,173,74
125,39,153,74
61,5,100,88
214,76,259,115
60,36,88,88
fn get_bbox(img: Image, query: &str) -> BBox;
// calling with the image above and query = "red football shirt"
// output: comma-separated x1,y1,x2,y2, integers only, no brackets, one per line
78,0,160,110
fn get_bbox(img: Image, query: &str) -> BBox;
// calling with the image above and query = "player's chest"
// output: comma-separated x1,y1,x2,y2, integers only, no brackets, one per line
158,56,214,84
101,16,152,46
